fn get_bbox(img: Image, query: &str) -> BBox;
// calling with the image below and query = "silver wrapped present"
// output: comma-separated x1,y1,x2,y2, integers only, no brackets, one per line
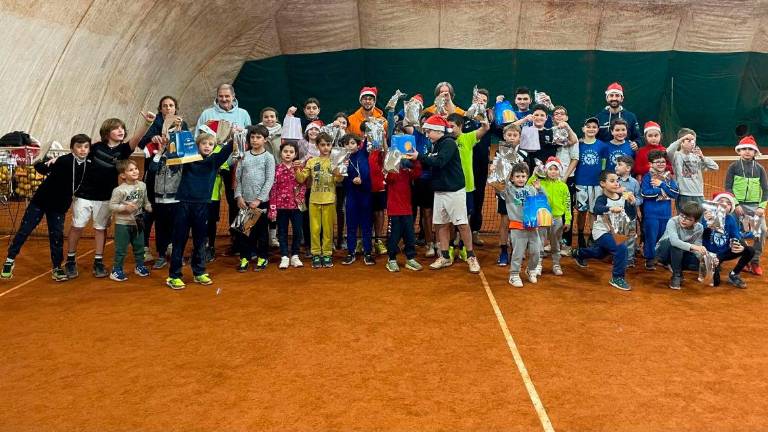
230,207,263,237
741,214,763,239
488,154,513,184
404,98,423,125
330,147,351,177
701,200,727,233
435,95,448,116
534,90,555,110
232,128,248,160
552,126,570,146
386,89,406,110
697,252,719,286
365,118,385,151
465,86,488,122
383,148,403,173
320,124,344,146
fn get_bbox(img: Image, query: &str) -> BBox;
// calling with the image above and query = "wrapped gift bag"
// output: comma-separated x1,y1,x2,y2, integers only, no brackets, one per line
166,130,202,165
523,193,552,229
494,100,516,125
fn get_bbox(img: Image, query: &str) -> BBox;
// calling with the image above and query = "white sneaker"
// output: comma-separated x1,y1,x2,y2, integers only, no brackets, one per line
552,264,563,276
509,273,524,287
526,269,538,283
467,256,480,274
535,264,542,276
429,256,453,270
143,246,154,263
425,242,436,258
279,256,290,269
559,245,571,256
290,255,303,268
543,244,551,253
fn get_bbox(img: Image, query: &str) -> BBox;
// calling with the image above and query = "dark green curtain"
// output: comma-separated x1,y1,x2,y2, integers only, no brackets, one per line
233,49,768,147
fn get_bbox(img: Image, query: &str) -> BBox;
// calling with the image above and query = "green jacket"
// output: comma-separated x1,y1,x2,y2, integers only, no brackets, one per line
725,159,768,208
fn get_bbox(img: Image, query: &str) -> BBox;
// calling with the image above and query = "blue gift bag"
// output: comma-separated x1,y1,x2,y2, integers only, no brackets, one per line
391,134,416,153
523,193,553,229
495,100,516,125
167,131,202,165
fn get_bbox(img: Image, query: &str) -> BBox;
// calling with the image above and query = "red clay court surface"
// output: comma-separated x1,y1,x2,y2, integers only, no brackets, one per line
1,237,766,431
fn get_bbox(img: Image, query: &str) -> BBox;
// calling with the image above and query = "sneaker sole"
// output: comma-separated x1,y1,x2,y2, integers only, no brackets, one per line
405,264,422,271
109,275,126,282
166,283,185,290
51,275,68,282
194,279,213,285
610,282,632,291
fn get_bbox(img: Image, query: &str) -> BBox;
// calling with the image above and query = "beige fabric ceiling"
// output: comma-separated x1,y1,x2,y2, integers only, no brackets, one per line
2,0,768,144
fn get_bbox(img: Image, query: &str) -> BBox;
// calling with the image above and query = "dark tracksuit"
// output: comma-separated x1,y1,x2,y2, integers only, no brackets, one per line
344,146,373,255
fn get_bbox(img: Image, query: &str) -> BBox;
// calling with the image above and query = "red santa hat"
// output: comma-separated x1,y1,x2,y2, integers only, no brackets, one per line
304,120,322,133
412,94,424,104
735,135,760,155
544,156,564,173
359,86,378,101
712,191,737,212
644,121,661,134
605,82,624,96
198,123,217,136
422,114,451,133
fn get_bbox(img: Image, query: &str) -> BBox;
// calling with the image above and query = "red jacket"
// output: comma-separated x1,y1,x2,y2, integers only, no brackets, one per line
369,149,386,193
634,143,673,177
385,161,422,216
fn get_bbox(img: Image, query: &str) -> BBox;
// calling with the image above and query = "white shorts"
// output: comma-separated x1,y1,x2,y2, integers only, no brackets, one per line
433,189,468,225
575,185,602,213
72,197,111,230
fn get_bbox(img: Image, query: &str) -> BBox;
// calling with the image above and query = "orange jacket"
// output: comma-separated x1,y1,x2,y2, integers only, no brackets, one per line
347,106,388,137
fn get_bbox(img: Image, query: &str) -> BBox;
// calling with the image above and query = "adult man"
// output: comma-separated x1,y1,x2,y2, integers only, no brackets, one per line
406,115,481,274
195,84,252,259
595,82,641,143
346,86,389,254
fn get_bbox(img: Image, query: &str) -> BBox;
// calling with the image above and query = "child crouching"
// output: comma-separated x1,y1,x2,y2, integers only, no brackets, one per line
654,202,705,290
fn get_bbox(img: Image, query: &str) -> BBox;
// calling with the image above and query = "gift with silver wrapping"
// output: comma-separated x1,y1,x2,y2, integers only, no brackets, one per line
435,95,448,116
321,124,344,146
386,89,406,111
230,207,263,237
602,211,635,244
697,252,719,286
487,154,513,184
552,126,570,146
465,86,488,122
701,201,727,233
365,118,385,151
232,128,248,160
403,97,423,126
741,214,764,239
534,90,555,111
383,148,403,173
330,147,351,177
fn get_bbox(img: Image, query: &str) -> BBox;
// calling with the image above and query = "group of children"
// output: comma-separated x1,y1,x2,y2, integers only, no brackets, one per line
1,84,766,293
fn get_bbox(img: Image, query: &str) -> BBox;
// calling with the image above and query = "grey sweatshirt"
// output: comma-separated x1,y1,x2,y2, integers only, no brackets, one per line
657,216,703,252
109,181,152,225
666,138,718,197
501,182,538,226
235,150,275,203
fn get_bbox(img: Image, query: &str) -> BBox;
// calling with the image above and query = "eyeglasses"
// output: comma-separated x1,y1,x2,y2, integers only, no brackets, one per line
679,215,696,222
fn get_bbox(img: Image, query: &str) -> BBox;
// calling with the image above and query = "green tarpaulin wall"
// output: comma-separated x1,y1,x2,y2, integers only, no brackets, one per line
233,49,768,147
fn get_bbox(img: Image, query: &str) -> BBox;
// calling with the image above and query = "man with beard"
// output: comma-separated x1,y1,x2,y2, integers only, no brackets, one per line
595,82,641,143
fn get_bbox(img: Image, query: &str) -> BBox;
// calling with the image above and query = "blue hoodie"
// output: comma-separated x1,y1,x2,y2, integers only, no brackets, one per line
343,146,372,194
641,172,679,219
595,106,641,143
195,99,252,136
702,213,741,256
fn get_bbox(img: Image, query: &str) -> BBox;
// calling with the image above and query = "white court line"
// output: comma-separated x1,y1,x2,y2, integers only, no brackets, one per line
0,241,113,298
479,269,555,432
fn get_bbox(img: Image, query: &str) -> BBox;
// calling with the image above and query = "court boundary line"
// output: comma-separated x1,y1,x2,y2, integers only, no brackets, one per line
0,241,113,298
479,269,555,432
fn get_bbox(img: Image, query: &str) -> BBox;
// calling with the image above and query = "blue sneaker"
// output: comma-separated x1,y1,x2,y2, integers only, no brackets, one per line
571,249,588,268
496,250,509,266
609,277,631,291
109,268,127,282
134,265,150,277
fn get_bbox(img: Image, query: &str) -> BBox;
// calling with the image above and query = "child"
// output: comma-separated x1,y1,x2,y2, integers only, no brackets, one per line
702,192,754,288
287,98,324,131
725,135,767,275
495,123,530,266
166,132,233,289
655,202,705,290
234,125,275,272
615,155,642,267
145,137,182,269
605,118,637,173
384,158,423,272
571,170,635,291
108,160,152,281
574,117,608,248
402,110,437,258
551,106,580,254
514,104,557,173
297,121,321,254
296,132,344,268
1,134,91,281
340,133,375,266
269,142,306,269
528,157,571,276
490,163,541,287
667,128,719,212
447,113,490,259
330,112,349,250
641,150,680,270
633,121,672,179
66,112,155,279
258,106,282,160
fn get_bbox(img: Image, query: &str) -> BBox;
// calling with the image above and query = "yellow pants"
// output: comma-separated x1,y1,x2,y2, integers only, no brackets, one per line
309,202,335,256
